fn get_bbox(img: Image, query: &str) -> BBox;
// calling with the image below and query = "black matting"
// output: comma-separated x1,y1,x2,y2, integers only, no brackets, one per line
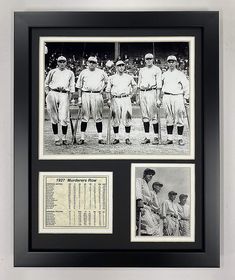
14,11,219,267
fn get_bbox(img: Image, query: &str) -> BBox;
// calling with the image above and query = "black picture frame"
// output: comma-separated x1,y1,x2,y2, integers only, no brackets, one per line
14,11,220,267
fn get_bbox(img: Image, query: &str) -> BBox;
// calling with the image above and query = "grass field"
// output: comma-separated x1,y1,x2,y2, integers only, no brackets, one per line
43,106,190,156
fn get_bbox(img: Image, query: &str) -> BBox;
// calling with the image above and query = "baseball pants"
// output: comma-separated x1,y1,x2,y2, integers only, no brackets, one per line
164,216,180,236
162,94,185,126
81,92,103,123
179,220,190,236
46,90,70,126
139,90,158,123
141,206,163,236
111,96,132,127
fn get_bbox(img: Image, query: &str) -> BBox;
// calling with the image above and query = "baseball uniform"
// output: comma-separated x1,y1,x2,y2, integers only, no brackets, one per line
151,190,163,236
138,65,162,123
162,55,189,145
137,56,162,144
45,60,75,146
76,68,108,123
162,68,189,126
177,203,190,236
162,199,180,236
45,68,75,126
106,73,136,127
136,178,161,236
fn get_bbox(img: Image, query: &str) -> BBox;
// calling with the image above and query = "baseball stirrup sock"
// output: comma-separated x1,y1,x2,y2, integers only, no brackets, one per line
96,122,102,133
81,122,87,132
52,123,58,134
167,125,174,135
113,126,119,134
153,123,159,134
177,125,184,135
143,121,150,133
62,125,68,135
125,126,131,133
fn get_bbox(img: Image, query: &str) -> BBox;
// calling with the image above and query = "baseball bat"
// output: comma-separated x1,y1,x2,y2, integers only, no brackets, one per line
157,106,162,144
184,103,190,129
137,210,142,236
72,107,81,144
69,111,75,143
106,107,111,145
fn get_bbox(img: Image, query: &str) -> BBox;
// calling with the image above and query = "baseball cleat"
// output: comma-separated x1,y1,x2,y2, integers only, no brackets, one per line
98,139,106,145
141,138,150,144
178,139,185,146
152,137,159,145
112,139,120,145
77,139,85,145
62,140,69,145
164,139,173,145
55,139,62,146
125,138,132,145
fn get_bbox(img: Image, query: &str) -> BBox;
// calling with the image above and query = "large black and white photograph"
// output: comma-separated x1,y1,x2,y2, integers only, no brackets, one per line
39,37,195,159
131,163,195,242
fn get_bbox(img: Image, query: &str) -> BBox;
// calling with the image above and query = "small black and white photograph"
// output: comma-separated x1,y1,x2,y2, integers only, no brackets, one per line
39,37,195,160
131,163,195,242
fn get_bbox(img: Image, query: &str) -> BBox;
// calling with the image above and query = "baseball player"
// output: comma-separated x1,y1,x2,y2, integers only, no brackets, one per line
150,181,164,236
105,60,137,145
162,55,190,146
177,194,190,236
137,53,162,145
75,56,108,145
136,168,161,236
45,56,75,146
162,191,180,236
105,60,115,76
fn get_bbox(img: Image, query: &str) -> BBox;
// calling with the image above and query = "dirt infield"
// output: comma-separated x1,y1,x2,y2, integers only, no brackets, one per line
43,106,190,156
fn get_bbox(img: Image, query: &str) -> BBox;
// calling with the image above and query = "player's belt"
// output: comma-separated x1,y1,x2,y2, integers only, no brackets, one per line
51,88,68,93
140,88,156,92
112,94,129,98
164,92,181,95
83,90,100,93
167,214,177,218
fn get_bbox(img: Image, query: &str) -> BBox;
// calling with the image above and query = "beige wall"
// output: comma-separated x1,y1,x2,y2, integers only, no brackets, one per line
0,0,233,279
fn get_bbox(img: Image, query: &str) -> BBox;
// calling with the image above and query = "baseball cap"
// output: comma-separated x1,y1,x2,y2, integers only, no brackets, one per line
179,194,188,200
105,60,114,68
152,181,163,188
145,53,154,59
116,60,125,66
168,191,177,196
88,56,98,63
57,56,67,62
167,55,177,62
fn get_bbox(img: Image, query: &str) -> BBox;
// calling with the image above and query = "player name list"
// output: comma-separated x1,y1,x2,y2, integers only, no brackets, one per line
39,173,112,233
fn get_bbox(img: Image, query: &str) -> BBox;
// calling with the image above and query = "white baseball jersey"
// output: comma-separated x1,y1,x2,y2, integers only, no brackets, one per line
136,178,162,236
177,203,190,236
45,67,75,127
162,69,189,99
106,73,136,96
162,199,179,217
76,68,108,91
151,191,162,213
136,178,152,202
45,68,75,92
138,65,162,89
177,203,190,220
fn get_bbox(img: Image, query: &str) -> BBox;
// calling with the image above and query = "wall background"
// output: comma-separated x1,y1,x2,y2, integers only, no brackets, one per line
135,166,192,201
0,0,233,279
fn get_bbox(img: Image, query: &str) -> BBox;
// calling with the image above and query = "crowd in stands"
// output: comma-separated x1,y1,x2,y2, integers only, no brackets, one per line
45,52,189,81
